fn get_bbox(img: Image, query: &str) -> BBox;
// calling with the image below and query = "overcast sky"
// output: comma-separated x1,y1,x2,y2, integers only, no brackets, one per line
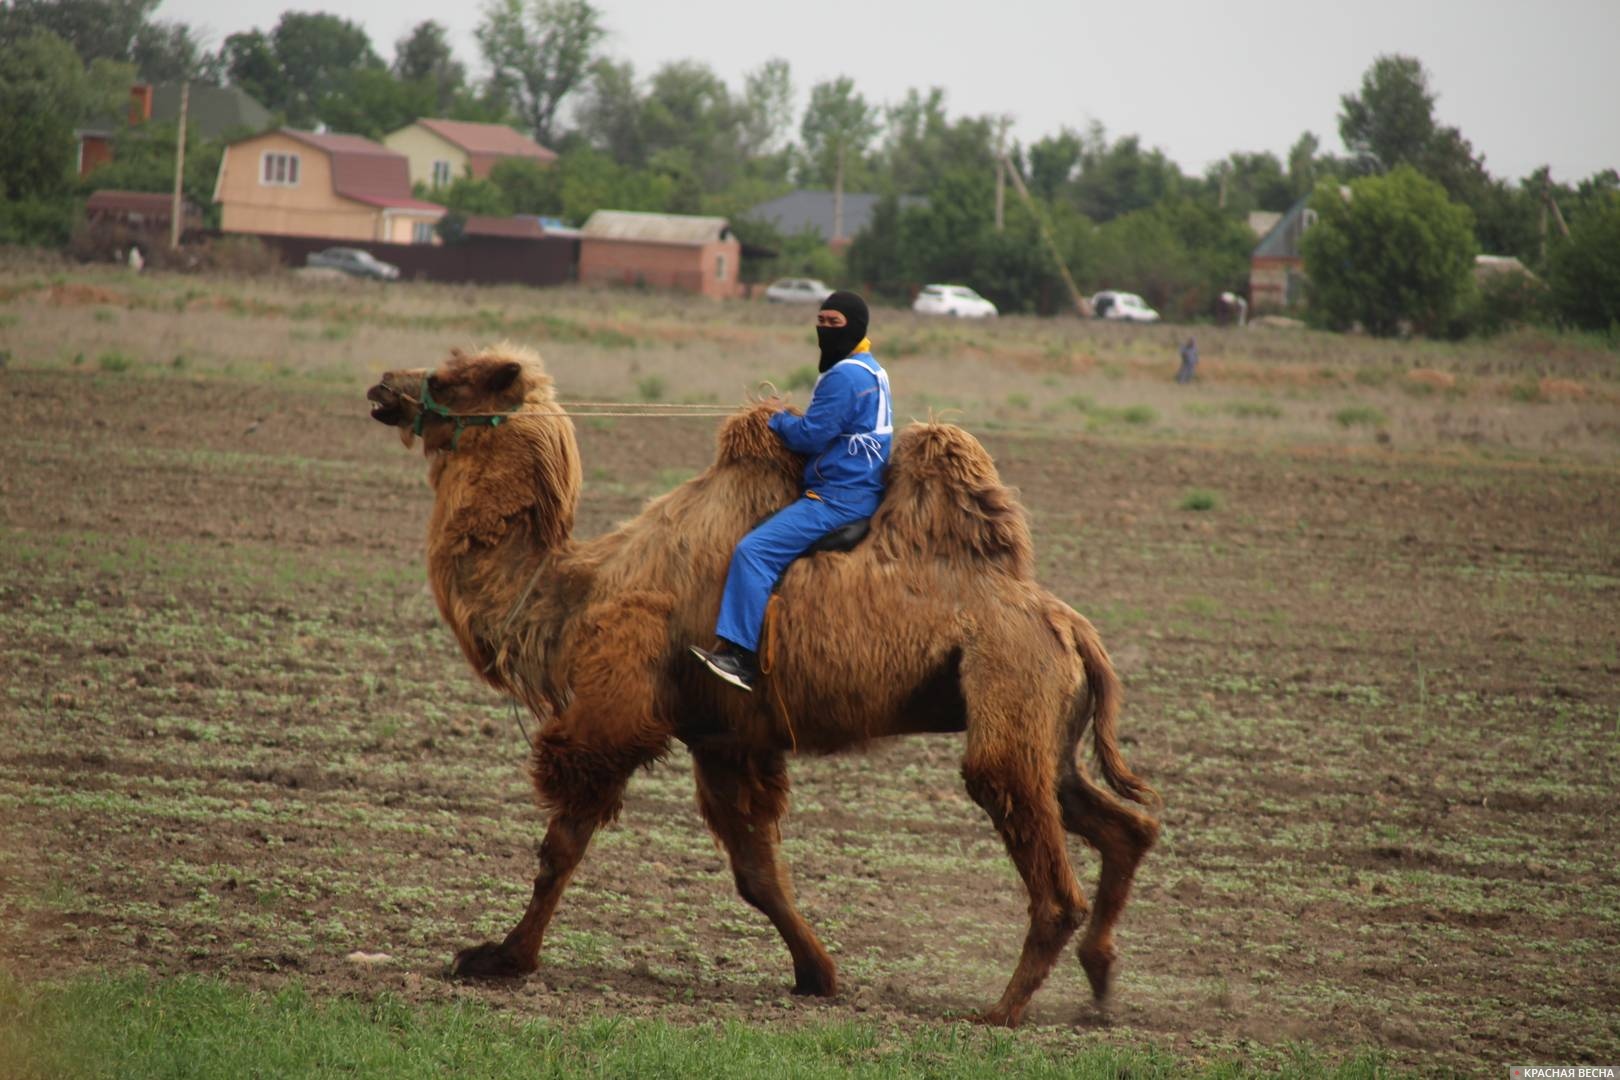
159,0,1618,184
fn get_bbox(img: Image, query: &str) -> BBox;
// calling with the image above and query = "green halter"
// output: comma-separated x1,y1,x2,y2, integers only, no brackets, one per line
412,379,514,450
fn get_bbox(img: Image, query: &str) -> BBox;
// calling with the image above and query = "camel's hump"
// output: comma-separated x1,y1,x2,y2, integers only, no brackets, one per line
872,422,1035,577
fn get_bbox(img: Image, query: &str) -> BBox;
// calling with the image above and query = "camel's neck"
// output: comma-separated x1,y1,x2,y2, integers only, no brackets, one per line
422,429,587,714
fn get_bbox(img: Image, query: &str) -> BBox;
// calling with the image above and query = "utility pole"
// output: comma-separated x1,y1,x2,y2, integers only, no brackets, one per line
832,142,846,244
994,117,1009,232
169,81,189,250
1000,155,1092,317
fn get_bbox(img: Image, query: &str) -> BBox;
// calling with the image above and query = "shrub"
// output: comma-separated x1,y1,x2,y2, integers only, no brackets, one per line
97,351,132,372
1302,167,1477,336
1334,405,1386,427
0,196,79,248
199,236,280,276
1545,198,1620,331
1179,490,1219,511
636,375,667,401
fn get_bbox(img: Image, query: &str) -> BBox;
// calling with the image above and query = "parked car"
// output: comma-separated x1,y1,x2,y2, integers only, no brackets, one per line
1090,290,1160,322
763,277,832,304
912,283,998,318
307,247,400,280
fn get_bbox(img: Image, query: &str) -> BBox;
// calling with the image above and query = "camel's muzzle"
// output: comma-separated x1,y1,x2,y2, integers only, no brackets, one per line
367,372,424,430
367,382,405,426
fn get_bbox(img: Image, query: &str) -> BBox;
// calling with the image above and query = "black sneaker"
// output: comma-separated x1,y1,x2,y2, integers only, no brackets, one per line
690,643,757,692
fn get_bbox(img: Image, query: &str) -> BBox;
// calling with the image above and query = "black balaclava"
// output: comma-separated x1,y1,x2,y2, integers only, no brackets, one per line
817,290,869,372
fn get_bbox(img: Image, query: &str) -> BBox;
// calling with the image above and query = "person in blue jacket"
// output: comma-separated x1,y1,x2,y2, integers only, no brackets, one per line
692,290,892,691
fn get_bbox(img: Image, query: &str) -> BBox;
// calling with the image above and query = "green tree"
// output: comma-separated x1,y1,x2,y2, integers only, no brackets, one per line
877,87,996,197
574,58,645,163
1544,195,1620,331
439,175,514,216
219,30,285,115
0,28,128,243
1339,54,1437,175
738,58,793,159
1028,128,1082,201
638,61,739,189
476,0,604,146
0,0,157,65
1070,123,1186,222
393,20,467,114
222,14,382,126
0,29,121,199
1206,151,1293,214
131,20,208,81
317,67,435,140
800,77,880,240
274,13,381,125
488,158,556,215
1301,166,1477,336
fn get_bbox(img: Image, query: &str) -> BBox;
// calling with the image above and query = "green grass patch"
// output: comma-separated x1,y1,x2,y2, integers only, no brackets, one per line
1333,406,1385,428
636,375,668,402
97,351,133,373
1179,489,1220,512
1226,400,1283,419
0,972,1400,1080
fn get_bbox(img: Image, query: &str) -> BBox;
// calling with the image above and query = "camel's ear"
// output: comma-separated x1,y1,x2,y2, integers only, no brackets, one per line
484,361,522,394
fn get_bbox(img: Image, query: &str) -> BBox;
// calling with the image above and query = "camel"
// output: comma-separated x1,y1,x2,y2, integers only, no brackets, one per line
365,343,1159,1026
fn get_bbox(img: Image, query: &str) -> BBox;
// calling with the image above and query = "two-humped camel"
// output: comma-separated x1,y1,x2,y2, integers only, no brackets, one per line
365,344,1158,1025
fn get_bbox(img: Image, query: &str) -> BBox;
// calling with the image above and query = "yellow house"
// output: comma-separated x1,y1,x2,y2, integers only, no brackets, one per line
383,119,557,189
214,129,444,244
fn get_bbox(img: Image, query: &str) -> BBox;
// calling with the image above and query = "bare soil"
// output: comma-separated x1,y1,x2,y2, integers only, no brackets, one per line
2,274,1618,1074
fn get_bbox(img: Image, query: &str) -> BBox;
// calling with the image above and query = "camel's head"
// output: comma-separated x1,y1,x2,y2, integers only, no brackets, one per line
367,344,552,452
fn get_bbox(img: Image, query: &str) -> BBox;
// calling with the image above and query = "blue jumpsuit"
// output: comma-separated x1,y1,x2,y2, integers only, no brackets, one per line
715,350,893,651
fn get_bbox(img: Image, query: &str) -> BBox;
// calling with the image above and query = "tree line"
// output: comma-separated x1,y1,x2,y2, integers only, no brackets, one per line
1,0,1615,334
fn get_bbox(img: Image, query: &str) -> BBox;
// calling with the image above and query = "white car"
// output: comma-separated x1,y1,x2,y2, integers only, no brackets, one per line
764,277,831,304
913,283,998,318
1091,290,1160,323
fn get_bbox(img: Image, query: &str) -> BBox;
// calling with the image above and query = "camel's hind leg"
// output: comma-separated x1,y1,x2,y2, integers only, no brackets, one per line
961,714,1089,1026
1058,765,1159,1002
692,745,837,996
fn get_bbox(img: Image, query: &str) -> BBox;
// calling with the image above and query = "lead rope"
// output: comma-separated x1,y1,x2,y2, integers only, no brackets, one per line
756,594,797,752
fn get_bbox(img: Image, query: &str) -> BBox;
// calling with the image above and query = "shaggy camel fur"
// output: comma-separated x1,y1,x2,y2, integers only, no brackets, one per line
365,343,1159,1026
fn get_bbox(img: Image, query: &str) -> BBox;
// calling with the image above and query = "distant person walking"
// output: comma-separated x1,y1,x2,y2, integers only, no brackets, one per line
1176,336,1199,384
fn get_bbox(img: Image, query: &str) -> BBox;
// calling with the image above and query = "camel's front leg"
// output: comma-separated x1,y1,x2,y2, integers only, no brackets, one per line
451,799,606,978
450,592,674,980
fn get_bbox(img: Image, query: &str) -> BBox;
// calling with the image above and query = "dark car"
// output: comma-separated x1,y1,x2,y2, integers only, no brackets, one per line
306,247,400,280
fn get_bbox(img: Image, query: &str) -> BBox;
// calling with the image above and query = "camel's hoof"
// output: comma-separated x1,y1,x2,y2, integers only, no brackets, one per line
790,967,838,997
1079,944,1116,1003
975,1005,1023,1028
449,941,534,980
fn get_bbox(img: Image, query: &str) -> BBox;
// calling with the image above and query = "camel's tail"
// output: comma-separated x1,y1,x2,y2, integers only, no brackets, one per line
1062,610,1158,808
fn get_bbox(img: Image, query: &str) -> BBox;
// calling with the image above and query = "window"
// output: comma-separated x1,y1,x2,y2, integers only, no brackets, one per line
412,221,435,244
715,253,727,282
431,160,452,188
260,152,300,187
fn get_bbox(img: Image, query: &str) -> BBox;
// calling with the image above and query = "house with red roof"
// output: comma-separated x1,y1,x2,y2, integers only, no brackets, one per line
383,119,557,190
213,129,444,244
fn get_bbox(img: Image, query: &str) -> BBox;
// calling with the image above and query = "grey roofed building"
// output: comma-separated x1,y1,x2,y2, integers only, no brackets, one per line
81,83,272,141
745,189,927,244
